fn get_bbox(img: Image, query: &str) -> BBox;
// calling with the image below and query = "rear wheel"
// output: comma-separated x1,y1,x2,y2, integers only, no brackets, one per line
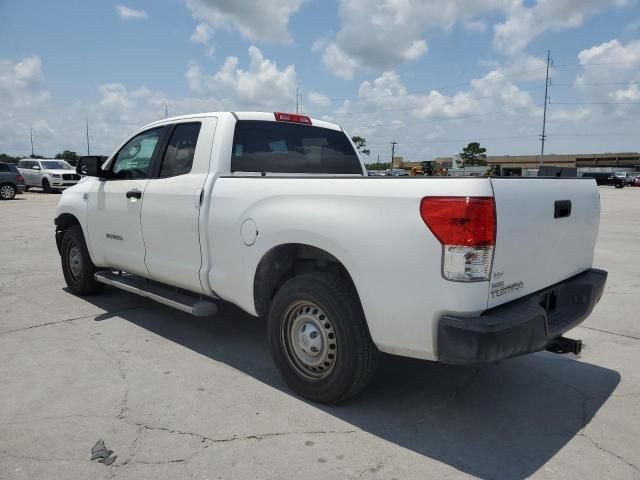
61,225,104,295
0,183,16,200
42,178,52,193
24,185,29,192
268,272,378,404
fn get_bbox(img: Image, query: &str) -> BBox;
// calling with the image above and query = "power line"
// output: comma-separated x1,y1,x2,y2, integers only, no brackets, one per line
343,105,538,130
554,60,640,68
314,85,545,117
551,101,640,105
318,64,549,104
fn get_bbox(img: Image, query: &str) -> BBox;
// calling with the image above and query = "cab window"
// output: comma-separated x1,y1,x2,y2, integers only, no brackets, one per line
110,128,164,180
159,123,201,177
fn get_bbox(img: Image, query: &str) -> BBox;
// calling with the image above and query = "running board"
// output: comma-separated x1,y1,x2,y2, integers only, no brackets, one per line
94,271,217,317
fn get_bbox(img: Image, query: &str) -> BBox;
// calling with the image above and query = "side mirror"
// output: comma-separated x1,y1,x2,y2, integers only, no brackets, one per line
32,165,41,170
76,156,103,178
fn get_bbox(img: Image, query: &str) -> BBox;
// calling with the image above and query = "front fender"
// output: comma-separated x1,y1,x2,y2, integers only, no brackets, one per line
54,181,99,263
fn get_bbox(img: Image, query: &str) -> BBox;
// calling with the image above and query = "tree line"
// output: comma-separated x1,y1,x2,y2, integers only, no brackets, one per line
0,150,81,165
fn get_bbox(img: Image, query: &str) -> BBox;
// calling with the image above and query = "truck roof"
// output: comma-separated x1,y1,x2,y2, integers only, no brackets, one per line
142,111,343,133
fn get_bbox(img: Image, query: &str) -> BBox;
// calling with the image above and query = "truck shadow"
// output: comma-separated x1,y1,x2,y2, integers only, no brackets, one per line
89,292,620,480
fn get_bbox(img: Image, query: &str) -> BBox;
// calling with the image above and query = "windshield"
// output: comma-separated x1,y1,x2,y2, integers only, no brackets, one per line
41,161,73,170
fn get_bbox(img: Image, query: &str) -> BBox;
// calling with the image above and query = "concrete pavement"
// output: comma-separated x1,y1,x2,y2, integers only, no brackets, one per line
1,187,639,479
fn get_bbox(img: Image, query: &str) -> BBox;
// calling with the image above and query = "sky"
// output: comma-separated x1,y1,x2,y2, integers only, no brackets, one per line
2,0,640,163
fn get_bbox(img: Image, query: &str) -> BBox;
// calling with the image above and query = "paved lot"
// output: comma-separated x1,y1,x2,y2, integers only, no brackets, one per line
1,187,639,480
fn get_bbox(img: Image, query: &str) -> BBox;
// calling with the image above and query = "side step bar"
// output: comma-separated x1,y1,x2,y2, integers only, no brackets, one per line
94,271,217,317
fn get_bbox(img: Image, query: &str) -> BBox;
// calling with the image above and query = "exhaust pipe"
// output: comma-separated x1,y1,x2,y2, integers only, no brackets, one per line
546,336,583,355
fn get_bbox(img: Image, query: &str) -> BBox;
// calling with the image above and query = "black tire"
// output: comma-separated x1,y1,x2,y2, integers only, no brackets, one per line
60,225,104,295
268,272,378,404
42,178,52,193
0,183,16,200
24,185,29,192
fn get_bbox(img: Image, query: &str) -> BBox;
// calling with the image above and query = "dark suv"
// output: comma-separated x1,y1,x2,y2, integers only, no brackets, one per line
0,162,26,199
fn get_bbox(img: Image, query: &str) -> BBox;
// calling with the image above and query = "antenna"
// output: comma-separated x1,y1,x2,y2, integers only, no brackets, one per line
29,123,34,157
539,50,552,166
86,118,91,156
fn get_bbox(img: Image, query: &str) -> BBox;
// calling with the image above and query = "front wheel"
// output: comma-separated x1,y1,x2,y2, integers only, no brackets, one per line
0,183,16,200
42,178,52,193
60,225,104,295
268,272,378,404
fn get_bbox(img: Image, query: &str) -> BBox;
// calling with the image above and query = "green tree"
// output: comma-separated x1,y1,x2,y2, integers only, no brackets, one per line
0,153,22,164
460,142,487,167
351,136,370,156
54,150,79,165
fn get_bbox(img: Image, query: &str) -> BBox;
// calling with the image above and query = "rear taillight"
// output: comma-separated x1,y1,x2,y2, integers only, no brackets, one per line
16,175,24,183
274,112,312,125
420,196,496,282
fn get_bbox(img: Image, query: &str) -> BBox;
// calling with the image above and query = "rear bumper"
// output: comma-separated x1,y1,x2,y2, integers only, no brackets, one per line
17,185,25,193
437,268,607,365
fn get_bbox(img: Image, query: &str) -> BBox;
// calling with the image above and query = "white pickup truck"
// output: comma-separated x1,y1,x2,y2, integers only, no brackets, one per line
55,111,607,403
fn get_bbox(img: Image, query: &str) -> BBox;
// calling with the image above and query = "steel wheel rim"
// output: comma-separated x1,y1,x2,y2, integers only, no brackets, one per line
281,300,337,381
0,185,14,199
68,243,82,281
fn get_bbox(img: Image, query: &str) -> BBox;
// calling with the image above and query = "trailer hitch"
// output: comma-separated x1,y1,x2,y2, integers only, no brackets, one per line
546,336,583,355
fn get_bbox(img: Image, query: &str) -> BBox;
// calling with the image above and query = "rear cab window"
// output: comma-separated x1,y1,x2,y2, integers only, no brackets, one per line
159,123,201,178
231,120,363,175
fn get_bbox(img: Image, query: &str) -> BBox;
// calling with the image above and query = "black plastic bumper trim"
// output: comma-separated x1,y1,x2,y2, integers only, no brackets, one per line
437,268,607,365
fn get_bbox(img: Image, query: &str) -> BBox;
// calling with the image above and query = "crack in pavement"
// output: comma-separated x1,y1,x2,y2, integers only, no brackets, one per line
0,306,145,336
577,324,640,341
88,330,131,420
579,431,640,474
131,422,358,445
0,413,114,426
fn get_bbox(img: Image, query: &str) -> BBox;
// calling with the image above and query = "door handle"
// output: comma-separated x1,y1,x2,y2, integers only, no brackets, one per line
126,189,142,199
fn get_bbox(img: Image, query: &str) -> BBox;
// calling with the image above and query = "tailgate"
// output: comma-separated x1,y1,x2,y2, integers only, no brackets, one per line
488,178,600,308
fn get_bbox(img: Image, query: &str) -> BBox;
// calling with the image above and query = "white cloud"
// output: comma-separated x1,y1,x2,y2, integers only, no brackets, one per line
464,20,488,33
115,5,148,21
611,83,640,101
306,91,331,108
320,0,631,78
190,23,215,56
322,42,361,80
205,46,297,109
320,0,515,77
185,63,204,92
0,56,53,155
493,0,630,55
184,0,304,44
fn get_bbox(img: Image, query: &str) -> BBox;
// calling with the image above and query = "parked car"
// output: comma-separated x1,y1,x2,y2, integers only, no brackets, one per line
17,159,81,192
633,176,640,187
612,171,633,188
0,161,26,199
54,111,607,403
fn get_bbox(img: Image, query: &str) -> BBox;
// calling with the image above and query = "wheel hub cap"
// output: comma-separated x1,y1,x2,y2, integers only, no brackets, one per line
0,186,12,198
298,322,322,356
68,245,82,278
282,301,338,381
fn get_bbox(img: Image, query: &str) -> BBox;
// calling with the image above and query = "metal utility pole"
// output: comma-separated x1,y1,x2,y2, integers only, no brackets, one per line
539,50,552,166
296,88,299,114
29,123,34,157
390,141,398,169
85,118,91,156
165,104,169,118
